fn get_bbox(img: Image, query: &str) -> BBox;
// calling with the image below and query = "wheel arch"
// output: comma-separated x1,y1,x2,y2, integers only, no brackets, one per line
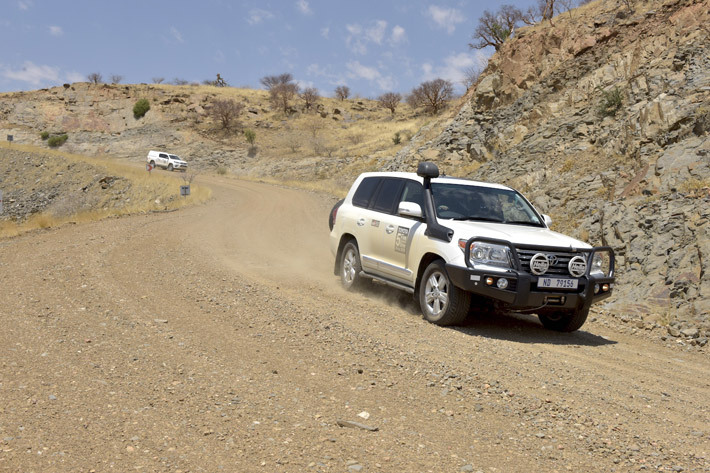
334,233,357,275
414,252,445,295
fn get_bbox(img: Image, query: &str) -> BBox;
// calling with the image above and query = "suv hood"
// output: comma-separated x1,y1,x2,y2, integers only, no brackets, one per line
447,220,591,249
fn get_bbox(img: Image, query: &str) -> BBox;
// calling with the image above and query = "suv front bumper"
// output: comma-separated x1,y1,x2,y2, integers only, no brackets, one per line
447,238,615,312
446,264,614,311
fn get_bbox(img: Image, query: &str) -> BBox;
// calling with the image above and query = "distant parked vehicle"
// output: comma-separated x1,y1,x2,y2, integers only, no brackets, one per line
146,150,188,172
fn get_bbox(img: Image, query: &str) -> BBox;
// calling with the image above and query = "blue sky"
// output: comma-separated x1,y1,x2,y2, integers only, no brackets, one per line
1,0,540,98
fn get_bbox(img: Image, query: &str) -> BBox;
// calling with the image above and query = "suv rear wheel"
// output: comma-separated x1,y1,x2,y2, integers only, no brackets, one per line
168,164,174,172
340,241,363,290
419,260,471,326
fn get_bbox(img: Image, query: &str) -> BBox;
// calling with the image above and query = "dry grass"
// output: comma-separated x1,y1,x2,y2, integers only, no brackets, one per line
0,142,211,238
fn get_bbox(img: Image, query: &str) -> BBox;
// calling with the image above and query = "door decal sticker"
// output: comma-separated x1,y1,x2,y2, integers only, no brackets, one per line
395,226,409,253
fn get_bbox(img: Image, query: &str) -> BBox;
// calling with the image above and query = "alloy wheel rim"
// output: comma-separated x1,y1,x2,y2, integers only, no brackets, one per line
425,271,449,317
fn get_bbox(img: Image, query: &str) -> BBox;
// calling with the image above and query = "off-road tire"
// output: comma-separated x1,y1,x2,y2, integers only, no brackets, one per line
538,307,589,332
340,241,363,290
419,260,470,326
168,164,174,172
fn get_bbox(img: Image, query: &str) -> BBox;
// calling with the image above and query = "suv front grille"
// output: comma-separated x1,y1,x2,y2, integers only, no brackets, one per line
515,247,584,276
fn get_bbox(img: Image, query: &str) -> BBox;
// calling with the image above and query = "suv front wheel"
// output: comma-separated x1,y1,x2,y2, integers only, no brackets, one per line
419,260,471,326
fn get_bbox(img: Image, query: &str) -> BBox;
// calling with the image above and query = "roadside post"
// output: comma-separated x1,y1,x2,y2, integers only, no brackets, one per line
180,185,190,198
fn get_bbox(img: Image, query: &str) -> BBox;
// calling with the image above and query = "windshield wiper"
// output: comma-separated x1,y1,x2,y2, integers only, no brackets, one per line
505,220,542,226
451,216,504,223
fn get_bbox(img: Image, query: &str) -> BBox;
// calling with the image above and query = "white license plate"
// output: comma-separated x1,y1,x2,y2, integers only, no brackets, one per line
538,277,578,289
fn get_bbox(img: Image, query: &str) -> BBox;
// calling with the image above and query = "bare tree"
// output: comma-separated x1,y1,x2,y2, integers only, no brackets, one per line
87,72,103,84
270,83,300,113
407,79,454,115
260,73,294,90
301,87,320,110
461,65,483,89
173,78,189,85
210,99,244,129
110,74,123,84
334,85,351,101
152,77,165,84
378,92,402,115
469,5,521,51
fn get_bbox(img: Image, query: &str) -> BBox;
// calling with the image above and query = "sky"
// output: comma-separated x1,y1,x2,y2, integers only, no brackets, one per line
0,0,541,98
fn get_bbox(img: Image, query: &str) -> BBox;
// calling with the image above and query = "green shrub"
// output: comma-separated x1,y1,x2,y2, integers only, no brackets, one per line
133,98,150,119
392,131,401,145
40,131,49,140
216,166,228,175
244,129,256,145
598,86,623,117
47,134,68,148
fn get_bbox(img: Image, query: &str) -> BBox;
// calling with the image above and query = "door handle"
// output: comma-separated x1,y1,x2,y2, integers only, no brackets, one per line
357,218,366,226
385,225,395,234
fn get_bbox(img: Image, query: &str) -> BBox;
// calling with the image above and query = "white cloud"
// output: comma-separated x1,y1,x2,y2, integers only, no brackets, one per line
213,50,225,63
170,26,184,43
295,79,314,90
49,25,63,36
18,1,32,10
346,61,380,81
366,20,387,44
391,25,406,44
3,61,59,85
427,5,465,35
320,26,330,39
296,0,312,15
421,51,489,88
247,8,274,25
346,19,389,55
65,71,84,83
345,61,395,92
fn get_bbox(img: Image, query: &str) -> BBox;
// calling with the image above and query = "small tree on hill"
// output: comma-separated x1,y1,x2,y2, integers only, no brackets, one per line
407,79,453,115
378,92,402,115
110,74,123,84
301,87,320,111
152,77,165,84
469,5,521,51
211,99,244,129
270,83,300,113
133,99,150,119
260,73,294,91
335,85,350,101
87,72,102,84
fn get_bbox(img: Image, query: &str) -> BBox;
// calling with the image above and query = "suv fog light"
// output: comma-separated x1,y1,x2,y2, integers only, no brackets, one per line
485,277,494,286
602,283,610,292
594,284,600,294
497,278,509,289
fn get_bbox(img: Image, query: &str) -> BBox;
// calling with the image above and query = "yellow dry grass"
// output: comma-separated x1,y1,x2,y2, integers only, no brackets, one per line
0,142,211,238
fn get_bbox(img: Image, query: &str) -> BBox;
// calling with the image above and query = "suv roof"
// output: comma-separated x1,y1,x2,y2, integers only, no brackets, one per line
354,171,513,191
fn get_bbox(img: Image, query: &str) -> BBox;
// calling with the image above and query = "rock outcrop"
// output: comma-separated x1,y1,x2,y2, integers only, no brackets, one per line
387,0,709,329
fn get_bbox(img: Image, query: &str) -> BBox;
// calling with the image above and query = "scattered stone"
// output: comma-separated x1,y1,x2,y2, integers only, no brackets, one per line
336,420,378,432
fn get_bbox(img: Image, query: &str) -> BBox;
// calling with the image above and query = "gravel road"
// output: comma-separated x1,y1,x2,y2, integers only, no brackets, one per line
1,176,708,472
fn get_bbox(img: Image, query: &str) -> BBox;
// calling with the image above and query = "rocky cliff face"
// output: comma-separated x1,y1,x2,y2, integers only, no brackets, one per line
387,0,709,330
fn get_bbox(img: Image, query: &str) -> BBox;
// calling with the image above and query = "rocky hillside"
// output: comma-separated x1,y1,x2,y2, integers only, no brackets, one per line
388,0,709,331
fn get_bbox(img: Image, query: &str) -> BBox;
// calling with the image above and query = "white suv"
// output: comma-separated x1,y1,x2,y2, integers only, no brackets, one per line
146,150,188,172
329,162,615,332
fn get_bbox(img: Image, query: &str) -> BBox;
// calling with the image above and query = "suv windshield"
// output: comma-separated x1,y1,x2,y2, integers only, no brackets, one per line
431,182,543,226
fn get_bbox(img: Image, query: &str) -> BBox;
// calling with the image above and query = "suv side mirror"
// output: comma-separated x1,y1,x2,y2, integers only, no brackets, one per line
398,202,423,218
543,214,552,227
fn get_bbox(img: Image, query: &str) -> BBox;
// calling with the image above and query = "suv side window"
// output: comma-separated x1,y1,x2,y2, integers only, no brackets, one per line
352,177,381,208
400,181,425,217
159,153,168,158
372,178,405,214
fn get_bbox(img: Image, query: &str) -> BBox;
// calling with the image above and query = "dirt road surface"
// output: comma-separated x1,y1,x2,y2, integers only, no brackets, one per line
1,176,708,472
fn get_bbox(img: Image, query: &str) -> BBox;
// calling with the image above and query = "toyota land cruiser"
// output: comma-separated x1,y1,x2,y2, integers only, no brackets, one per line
329,162,615,332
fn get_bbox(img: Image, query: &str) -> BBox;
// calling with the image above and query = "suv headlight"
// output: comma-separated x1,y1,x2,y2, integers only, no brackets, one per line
459,240,512,270
590,249,612,277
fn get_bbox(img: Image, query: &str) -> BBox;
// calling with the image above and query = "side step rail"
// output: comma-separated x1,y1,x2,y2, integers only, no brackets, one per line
359,271,415,294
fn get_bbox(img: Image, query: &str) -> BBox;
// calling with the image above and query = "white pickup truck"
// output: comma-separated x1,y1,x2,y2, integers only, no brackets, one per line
146,150,188,172
329,162,615,332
